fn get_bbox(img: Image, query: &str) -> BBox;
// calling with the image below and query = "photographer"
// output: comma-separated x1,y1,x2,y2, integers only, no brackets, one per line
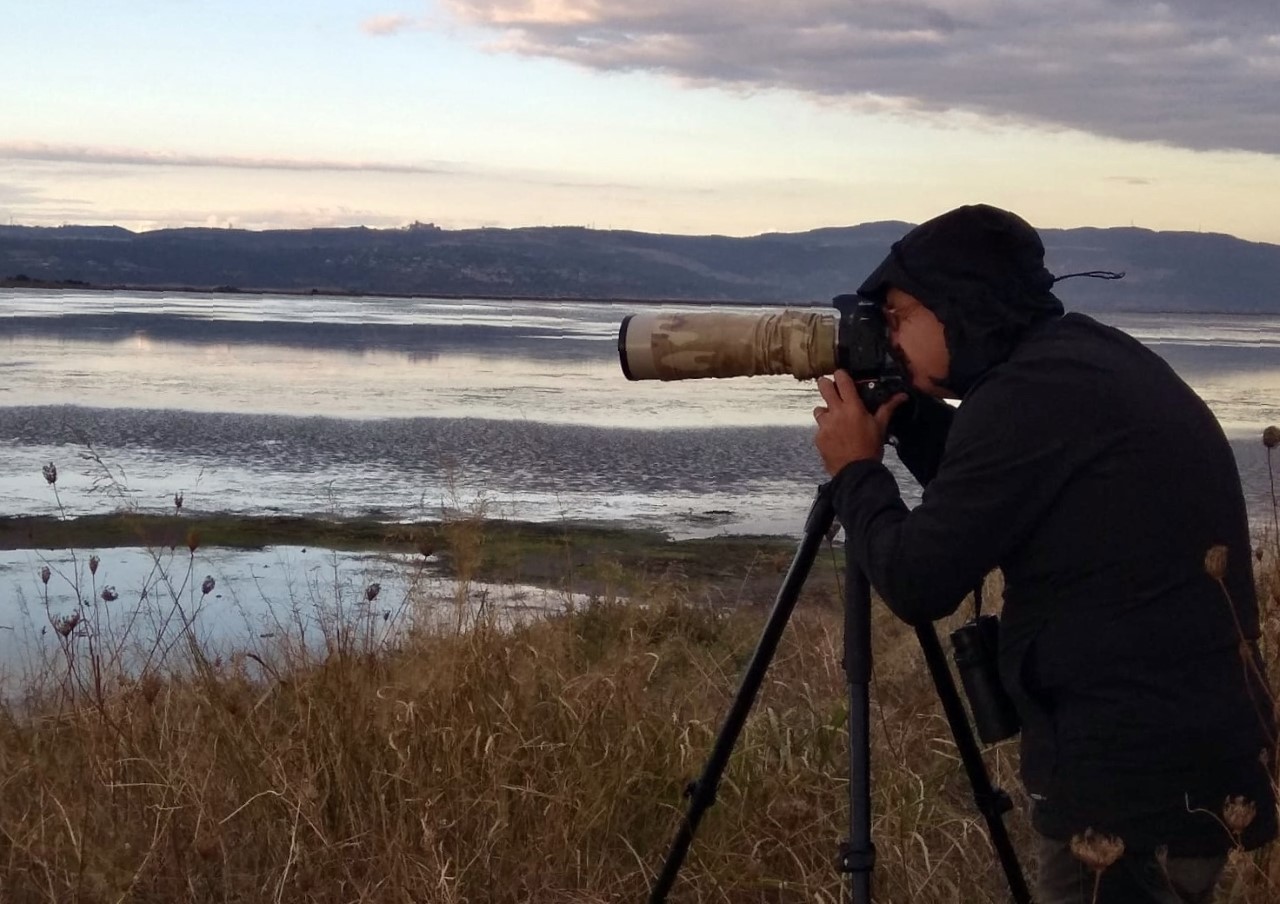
812,204,1276,903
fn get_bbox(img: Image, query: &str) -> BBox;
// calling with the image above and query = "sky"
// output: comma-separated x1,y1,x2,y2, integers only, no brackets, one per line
3,0,1279,242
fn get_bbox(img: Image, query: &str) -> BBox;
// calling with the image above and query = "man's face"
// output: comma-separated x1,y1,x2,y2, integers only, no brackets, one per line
883,287,954,398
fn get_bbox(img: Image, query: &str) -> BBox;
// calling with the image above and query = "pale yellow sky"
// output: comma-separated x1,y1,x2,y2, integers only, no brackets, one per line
3,1,1278,242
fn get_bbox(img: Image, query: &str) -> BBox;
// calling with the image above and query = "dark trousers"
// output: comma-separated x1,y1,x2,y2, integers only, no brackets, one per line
1036,835,1226,904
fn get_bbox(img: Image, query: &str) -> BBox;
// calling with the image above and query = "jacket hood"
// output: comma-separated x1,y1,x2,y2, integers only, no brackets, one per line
857,204,1064,395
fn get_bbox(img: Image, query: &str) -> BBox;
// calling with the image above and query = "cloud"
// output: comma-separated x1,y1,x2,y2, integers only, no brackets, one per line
441,0,1280,156
8,202,416,232
0,141,704,194
0,142,453,175
0,182,47,205
361,14,418,36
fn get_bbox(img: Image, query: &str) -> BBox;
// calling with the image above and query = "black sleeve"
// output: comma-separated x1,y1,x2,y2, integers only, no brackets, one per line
830,378,1081,625
886,392,955,486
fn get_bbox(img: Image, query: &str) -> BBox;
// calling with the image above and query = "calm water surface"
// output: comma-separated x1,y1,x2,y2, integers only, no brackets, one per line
2,290,1278,534
1,289,1278,665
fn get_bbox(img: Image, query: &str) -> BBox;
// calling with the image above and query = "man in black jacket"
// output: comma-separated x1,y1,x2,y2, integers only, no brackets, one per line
812,204,1276,903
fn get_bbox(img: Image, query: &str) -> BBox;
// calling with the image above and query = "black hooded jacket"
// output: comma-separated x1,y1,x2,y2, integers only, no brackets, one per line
831,205,1276,855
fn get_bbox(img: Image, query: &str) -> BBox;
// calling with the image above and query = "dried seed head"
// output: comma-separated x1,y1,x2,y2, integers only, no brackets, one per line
89,554,100,576
42,463,57,485
1204,545,1229,581
55,612,82,638
1070,829,1125,873
1224,796,1257,836
365,582,382,602
187,529,201,553
100,586,118,603
1264,426,1280,449
174,491,184,511
39,566,51,585
201,575,215,596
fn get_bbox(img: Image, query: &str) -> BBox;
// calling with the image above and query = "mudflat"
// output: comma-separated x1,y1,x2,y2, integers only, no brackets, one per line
0,512,844,607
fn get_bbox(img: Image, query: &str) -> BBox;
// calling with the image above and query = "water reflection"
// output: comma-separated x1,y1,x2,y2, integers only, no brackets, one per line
0,545,595,677
0,330,818,427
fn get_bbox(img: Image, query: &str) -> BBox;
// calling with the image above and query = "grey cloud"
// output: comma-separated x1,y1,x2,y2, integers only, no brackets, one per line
0,142,714,193
443,0,1280,155
0,179,96,216
0,142,456,175
0,182,46,205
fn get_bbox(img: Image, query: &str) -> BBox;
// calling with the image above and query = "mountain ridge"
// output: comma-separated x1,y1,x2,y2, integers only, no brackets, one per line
1,221,1277,313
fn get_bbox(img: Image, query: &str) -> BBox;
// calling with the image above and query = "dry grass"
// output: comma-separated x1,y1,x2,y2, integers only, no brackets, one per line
0,578,1023,903
0,440,1276,902
1,548,1273,903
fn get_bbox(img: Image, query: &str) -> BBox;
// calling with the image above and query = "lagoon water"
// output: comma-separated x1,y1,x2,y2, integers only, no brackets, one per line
1,289,1278,665
3,289,1278,535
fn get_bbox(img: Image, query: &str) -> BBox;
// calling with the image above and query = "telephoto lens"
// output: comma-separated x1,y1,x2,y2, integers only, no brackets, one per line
616,294,906,410
618,309,838,381
950,615,1022,744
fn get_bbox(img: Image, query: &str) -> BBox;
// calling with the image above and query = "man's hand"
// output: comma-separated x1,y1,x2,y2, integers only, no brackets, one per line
813,370,908,476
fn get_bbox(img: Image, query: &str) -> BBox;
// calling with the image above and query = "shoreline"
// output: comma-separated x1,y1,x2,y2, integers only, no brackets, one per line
2,279,1268,317
0,511,804,597
0,277,814,309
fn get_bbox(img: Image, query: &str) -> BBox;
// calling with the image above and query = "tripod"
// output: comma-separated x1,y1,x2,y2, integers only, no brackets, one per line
648,483,1032,903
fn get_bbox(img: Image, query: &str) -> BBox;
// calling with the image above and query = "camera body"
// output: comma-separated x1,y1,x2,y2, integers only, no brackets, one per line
832,293,907,411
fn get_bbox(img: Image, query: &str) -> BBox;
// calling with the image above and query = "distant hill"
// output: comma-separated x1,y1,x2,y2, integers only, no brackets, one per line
1,220,1277,313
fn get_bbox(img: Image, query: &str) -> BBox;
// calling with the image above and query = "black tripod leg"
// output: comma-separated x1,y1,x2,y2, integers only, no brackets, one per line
840,562,875,903
915,626,1032,904
648,486,837,904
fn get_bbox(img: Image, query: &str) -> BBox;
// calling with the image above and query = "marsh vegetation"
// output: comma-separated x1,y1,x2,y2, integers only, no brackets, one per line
0,434,1276,902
